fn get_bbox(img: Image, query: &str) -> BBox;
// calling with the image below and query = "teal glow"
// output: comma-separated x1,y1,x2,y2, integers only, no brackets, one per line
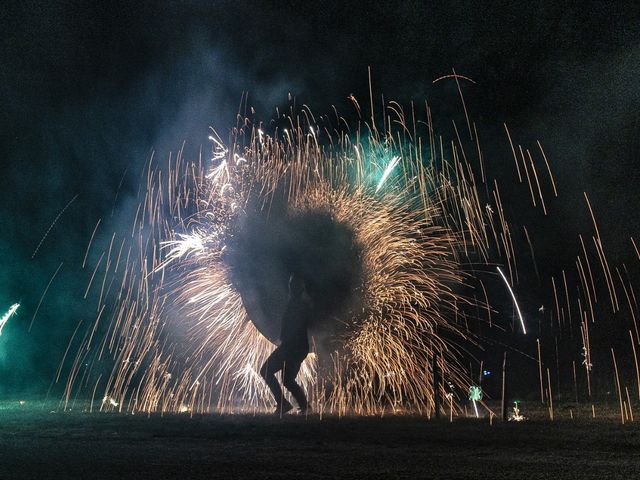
468,385,483,401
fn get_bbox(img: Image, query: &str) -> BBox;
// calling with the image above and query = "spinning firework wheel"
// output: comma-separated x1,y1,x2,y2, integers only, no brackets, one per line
66,102,489,416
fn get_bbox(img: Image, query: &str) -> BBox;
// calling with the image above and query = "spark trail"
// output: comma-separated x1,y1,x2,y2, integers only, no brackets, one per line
497,266,527,334
0,304,20,336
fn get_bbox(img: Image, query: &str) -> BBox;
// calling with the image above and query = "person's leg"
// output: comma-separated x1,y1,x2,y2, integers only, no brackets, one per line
259,347,293,412
282,352,308,411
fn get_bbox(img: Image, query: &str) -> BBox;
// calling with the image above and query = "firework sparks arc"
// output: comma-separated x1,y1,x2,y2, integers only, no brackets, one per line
0,303,20,336
62,95,547,416
496,266,527,335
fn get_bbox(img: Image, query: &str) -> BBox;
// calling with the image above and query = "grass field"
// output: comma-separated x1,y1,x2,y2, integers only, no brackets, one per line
1,400,639,479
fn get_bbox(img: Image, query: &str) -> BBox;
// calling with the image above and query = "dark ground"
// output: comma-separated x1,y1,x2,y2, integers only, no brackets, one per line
1,402,639,479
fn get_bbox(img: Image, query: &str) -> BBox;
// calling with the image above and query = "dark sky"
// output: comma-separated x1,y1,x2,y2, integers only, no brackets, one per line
1,1,639,396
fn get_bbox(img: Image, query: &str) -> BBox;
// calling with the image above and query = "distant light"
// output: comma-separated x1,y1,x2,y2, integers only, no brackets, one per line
468,385,483,419
468,385,483,402
482,370,491,376
509,401,526,422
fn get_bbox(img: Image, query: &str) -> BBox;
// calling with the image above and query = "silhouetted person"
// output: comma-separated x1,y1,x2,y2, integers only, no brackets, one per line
260,273,311,415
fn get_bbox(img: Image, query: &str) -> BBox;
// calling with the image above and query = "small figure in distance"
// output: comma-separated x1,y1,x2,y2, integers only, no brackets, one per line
260,272,312,416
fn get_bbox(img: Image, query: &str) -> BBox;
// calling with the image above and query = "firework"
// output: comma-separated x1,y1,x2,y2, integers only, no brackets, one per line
63,84,637,421
508,401,525,421
496,266,527,334
0,303,19,336
62,93,505,416
468,385,482,418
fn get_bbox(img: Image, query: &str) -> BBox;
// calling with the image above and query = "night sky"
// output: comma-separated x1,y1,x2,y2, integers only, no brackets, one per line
1,1,639,397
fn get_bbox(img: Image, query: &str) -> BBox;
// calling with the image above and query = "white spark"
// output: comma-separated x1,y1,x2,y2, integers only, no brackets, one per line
102,396,119,407
497,267,527,334
0,303,19,336
376,155,400,192
162,233,206,262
